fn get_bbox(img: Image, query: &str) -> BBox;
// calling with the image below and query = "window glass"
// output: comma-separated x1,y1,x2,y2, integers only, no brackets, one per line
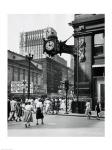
8,66,13,83
94,33,104,56
14,68,18,81
94,33,104,46
20,69,24,81
34,73,37,84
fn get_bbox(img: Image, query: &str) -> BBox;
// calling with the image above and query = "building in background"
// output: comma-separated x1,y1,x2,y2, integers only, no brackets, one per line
35,57,68,97
8,50,69,98
8,50,45,99
18,27,70,97
53,54,67,67
69,14,105,110
70,55,74,70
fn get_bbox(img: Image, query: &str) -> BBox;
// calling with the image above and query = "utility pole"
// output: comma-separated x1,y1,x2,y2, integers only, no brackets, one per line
26,53,33,100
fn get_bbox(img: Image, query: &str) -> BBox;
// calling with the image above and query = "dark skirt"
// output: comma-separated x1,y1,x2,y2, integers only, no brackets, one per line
23,110,33,122
36,108,44,119
96,108,100,113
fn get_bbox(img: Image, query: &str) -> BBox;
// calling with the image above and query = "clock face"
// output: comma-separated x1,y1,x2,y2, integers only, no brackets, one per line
45,41,54,51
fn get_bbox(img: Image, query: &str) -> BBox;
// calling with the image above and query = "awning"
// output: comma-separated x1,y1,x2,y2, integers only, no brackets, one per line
92,64,105,68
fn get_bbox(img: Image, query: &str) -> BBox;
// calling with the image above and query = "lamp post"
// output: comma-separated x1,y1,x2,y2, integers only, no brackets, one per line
65,80,69,114
65,88,68,114
26,54,33,100
23,80,26,103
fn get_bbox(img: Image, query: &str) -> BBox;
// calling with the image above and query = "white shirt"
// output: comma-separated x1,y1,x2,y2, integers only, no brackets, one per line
36,101,43,108
10,100,17,111
45,100,51,106
25,104,33,111
86,102,91,109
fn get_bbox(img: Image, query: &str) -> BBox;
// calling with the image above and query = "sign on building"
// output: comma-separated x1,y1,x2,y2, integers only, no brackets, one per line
11,81,33,93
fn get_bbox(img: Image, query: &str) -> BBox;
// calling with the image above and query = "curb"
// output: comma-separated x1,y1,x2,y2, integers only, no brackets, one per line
58,114,105,118
47,113,105,118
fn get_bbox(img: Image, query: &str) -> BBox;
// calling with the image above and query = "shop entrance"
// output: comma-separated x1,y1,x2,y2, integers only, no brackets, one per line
97,81,105,110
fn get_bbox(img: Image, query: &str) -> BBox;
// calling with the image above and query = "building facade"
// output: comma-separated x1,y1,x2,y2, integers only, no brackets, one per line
70,55,74,70
69,14,105,110
8,50,45,99
35,57,68,97
8,50,69,98
53,54,67,67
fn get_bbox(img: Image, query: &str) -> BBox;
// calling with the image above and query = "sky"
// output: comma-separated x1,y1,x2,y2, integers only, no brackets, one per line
8,14,74,67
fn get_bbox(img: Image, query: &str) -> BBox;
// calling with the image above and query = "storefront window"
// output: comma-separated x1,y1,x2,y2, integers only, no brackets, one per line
94,33,104,56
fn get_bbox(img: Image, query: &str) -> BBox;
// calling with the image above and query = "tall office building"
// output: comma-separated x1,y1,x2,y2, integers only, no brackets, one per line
19,27,57,59
19,27,67,67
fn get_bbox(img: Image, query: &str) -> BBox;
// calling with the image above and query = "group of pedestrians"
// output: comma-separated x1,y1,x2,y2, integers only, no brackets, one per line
8,96,102,128
8,97,44,128
23,98,44,128
8,98,23,122
85,100,102,120
43,97,73,114
44,98,61,114
8,96,73,127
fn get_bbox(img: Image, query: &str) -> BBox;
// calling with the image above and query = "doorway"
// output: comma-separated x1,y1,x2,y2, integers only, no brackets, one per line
97,80,105,110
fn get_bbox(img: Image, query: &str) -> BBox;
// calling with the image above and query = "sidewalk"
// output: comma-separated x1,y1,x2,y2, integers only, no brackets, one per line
55,110,105,118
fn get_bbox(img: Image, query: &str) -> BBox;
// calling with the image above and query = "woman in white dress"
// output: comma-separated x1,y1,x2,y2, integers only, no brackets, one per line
60,99,66,111
85,100,91,119
45,99,51,114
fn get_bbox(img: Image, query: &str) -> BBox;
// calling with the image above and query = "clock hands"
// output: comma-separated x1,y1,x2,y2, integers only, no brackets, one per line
45,41,54,51
48,41,53,47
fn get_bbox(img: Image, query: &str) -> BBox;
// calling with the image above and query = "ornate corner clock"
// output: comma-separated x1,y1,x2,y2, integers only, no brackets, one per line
45,40,55,51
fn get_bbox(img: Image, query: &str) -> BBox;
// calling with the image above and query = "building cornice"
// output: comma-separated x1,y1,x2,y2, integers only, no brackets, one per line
69,14,104,28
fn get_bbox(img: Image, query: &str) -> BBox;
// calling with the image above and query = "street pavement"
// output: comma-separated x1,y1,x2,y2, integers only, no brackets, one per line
8,112,105,137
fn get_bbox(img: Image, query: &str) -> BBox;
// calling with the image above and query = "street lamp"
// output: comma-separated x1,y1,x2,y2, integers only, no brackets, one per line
26,53,33,100
23,80,26,102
